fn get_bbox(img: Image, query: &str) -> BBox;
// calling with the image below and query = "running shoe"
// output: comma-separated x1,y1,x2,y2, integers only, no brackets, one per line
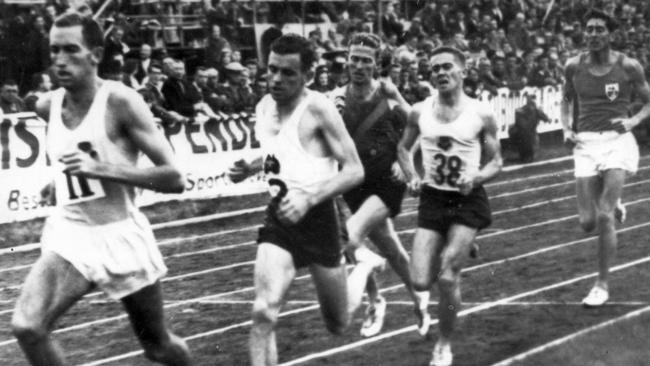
430,342,453,366
360,296,387,338
582,286,609,307
615,199,626,224
414,291,431,337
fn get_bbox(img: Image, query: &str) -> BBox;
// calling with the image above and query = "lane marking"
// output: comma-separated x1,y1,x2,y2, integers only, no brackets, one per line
79,254,650,366
6,156,649,257
279,256,650,365
491,305,650,366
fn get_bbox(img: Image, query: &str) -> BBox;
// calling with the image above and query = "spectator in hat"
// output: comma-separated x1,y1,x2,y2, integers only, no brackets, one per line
220,61,256,112
138,63,189,127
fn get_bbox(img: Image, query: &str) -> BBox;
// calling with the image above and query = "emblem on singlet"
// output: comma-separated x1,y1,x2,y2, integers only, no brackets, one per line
605,83,619,101
263,154,287,199
437,136,452,151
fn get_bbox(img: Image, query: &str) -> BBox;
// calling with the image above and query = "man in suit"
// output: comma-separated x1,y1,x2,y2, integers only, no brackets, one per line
135,44,152,84
161,59,202,117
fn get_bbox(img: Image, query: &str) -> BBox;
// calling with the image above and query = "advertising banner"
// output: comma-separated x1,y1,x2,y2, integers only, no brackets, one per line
0,86,564,223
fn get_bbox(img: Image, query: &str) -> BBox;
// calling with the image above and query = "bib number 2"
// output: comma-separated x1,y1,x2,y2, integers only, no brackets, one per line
433,153,462,187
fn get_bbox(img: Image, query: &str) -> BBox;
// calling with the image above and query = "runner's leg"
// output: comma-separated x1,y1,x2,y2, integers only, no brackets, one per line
250,243,296,366
436,224,477,345
122,282,193,365
575,176,602,233
11,251,93,366
310,262,350,334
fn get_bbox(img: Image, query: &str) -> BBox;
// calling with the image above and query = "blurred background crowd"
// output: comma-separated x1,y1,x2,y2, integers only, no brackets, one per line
0,0,648,127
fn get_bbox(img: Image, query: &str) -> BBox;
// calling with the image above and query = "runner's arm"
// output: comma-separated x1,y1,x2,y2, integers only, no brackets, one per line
621,58,650,130
307,96,364,207
475,108,503,186
560,58,577,138
228,156,263,183
81,88,185,193
396,103,422,182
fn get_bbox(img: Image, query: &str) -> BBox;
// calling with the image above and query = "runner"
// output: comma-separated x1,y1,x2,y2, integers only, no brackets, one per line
11,12,192,366
330,32,431,338
398,46,503,366
562,9,650,307
227,34,365,366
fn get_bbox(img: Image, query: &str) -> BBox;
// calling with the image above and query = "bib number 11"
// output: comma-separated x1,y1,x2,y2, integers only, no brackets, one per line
54,168,106,206
433,153,462,187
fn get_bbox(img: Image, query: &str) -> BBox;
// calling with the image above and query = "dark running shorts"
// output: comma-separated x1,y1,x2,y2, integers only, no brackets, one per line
343,175,407,217
417,185,492,233
257,199,344,268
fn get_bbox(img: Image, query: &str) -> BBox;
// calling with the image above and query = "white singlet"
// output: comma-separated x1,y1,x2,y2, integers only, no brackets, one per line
47,80,140,225
255,91,338,196
418,95,484,192
42,80,167,299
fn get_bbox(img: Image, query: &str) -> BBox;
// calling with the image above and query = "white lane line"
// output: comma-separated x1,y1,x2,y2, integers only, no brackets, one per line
10,172,650,278
6,156,648,257
279,255,650,366
79,254,650,366
3,191,650,303
501,156,572,172
490,305,650,366
5,217,649,319
1,213,647,352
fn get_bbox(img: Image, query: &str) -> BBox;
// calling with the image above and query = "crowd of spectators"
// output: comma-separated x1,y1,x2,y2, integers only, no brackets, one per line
0,0,649,126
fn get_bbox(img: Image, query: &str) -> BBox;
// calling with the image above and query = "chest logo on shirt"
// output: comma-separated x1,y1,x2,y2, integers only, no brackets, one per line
264,154,287,199
605,83,619,101
437,136,452,151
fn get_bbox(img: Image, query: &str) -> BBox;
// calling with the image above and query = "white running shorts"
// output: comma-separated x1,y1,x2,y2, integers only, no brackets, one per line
41,211,167,300
573,131,639,178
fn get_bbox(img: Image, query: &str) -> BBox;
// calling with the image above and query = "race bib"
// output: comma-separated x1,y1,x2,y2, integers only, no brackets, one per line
53,164,105,206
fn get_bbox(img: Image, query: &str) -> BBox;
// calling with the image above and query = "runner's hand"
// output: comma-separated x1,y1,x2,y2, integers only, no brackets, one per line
39,181,56,206
407,177,421,196
391,161,406,182
563,128,577,149
457,174,477,196
228,159,250,183
610,117,635,134
379,79,400,99
277,189,312,224
59,150,103,179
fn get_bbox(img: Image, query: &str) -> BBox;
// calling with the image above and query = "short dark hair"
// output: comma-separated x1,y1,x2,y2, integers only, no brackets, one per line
583,8,618,32
53,11,104,49
430,46,466,66
269,34,316,72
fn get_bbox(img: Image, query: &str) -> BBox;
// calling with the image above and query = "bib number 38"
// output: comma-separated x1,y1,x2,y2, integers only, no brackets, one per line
433,153,462,187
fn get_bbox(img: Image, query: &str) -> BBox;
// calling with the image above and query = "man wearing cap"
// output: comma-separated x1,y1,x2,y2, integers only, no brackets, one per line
138,63,189,126
221,61,256,112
